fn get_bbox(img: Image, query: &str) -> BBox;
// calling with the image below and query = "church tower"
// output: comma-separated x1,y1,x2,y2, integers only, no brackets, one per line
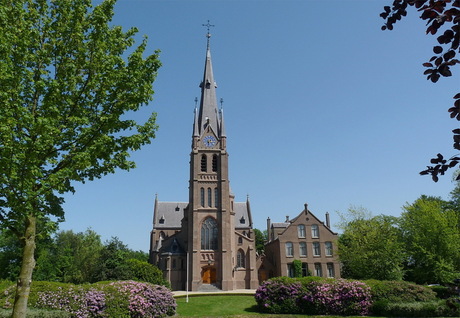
149,26,258,291
187,29,235,291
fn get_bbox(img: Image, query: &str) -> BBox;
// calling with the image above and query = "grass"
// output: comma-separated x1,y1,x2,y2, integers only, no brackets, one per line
174,294,367,318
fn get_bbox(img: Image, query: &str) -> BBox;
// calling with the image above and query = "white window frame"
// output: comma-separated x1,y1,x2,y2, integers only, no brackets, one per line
285,242,293,257
313,242,321,256
297,224,306,238
299,242,307,257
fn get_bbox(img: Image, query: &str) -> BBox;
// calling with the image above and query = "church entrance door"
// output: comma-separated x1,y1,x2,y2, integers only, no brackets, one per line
201,266,216,284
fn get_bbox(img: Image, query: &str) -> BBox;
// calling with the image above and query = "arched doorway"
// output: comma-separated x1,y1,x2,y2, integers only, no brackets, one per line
201,265,217,284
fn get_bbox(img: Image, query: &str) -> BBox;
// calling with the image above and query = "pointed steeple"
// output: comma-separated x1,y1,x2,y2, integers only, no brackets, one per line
197,30,220,137
193,98,199,137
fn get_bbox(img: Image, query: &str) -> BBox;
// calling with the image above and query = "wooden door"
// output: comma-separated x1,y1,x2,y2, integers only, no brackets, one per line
201,266,216,284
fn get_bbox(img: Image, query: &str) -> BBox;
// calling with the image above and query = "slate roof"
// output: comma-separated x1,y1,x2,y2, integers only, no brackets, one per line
153,201,252,229
154,202,188,229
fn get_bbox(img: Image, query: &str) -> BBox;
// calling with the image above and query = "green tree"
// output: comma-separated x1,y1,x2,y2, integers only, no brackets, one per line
381,1,460,181
337,207,405,280
0,229,22,281
0,0,160,316
93,236,131,282
34,229,103,283
253,228,266,255
400,195,460,284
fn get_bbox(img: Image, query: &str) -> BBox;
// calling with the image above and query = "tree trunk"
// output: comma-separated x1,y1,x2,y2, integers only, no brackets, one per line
12,215,37,318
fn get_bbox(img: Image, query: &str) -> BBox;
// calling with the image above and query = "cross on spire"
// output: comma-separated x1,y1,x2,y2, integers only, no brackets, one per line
202,20,215,49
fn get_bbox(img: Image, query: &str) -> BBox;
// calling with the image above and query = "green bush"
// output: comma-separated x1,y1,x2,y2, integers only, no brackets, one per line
0,308,70,317
364,279,437,302
371,299,458,317
429,285,453,299
125,258,169,287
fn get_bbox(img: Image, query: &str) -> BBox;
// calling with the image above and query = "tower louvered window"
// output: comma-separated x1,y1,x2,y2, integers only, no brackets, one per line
201,218,218,250
214,188,218,207
200,188,205,207
212,154,218,172
207,188,212,207
201,154,207,172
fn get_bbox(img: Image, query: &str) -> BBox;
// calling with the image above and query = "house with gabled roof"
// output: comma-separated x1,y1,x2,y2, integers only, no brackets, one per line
260,204,340,280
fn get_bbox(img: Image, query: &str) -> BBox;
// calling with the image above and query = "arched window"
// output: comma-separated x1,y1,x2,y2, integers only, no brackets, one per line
237,249,245,268
297,224,306,238
325,242,333,256
212,154,218,172
214,188,218,207
201,218,218,250
285,242,293,257
311,224,319,238
313,242,321,256
200,188,205,207
299,242,307,257
201,154,207,172
207,188,212,207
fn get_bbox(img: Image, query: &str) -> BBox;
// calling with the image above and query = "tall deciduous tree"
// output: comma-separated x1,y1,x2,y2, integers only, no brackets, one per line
0,0,161,316
381,1,460,181
400,195,460,284
337,207,406,281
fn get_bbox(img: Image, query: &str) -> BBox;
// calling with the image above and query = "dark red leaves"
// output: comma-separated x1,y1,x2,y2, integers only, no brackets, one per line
382,1,460,181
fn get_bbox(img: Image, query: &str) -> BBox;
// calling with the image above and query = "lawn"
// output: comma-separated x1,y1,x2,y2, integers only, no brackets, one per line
175,295,367,318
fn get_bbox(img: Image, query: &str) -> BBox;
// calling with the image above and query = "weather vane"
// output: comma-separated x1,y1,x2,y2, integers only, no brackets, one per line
202,20,215,48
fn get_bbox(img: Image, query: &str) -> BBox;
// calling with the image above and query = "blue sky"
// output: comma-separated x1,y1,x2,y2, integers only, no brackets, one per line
60,0,460,252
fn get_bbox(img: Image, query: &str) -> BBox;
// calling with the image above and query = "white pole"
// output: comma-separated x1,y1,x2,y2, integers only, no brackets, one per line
186,252,189,303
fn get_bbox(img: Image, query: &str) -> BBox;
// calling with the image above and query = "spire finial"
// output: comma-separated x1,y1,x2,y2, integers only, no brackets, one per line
202,20,215,49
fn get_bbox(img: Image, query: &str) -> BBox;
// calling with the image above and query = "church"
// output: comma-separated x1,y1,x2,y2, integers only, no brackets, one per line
149,29,340,291
148,30,259,291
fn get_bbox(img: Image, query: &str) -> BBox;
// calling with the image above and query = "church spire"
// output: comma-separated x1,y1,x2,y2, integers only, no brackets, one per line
197,21,221,137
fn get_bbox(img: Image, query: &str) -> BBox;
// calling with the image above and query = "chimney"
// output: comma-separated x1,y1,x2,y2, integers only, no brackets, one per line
266,217,271,242
304,203,308,214
325,212,330,228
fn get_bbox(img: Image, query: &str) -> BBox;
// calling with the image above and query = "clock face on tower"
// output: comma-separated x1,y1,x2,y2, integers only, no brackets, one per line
203,135,217,148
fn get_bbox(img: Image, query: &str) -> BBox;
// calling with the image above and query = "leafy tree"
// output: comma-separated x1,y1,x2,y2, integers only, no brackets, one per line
400,195,460,284
93,237,131,282
381,1,460,181
0,229,22,281
337,207,406,280
34,229,103,283
0,0,160,316
254,228,266,255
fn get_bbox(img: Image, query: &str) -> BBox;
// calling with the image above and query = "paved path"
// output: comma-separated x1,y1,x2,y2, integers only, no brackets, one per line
173,289,256,297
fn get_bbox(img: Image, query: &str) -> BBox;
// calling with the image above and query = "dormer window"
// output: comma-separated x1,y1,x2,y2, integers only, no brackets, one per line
159,216,165,224
175,205,180,212
240,216,245,224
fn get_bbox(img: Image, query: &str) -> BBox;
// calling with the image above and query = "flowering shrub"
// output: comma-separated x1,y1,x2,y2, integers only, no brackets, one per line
254,280,305,314
303,279,372,315
107,281,176,318
37,286,105,317
35,281,176,318
255,278,372,316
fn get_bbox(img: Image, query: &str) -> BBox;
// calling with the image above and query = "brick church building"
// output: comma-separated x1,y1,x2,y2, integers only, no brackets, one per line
149,31,340,291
